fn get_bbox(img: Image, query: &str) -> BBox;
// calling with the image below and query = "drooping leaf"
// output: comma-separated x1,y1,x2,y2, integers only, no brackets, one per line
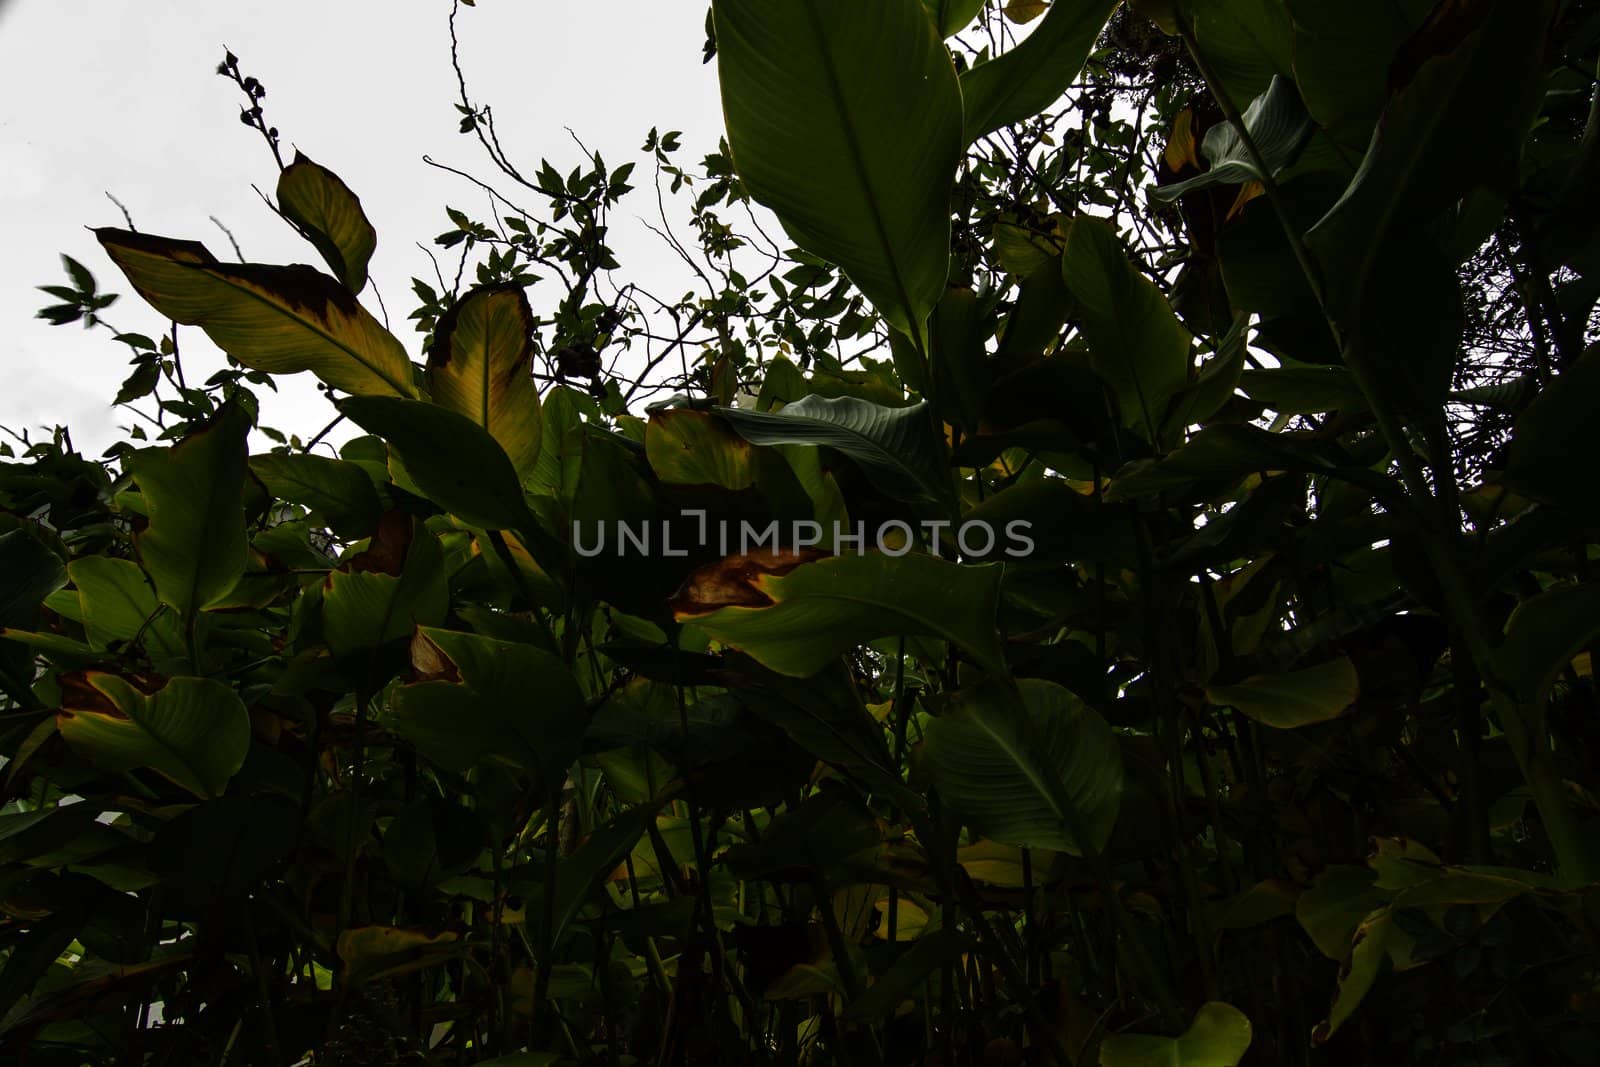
1311,907,1392,1044
1151,76,1314,201
124,402,251,618
673,550,1008,677
338,396,532,531
713,0,961,341
276,151,378,292
249,452,383,540
96,229,416,398
921,678,1122,855
67,557,183,662
1204,657,1360,729
1059,216,1192,437
426,284,543,478
716,395,951,508
56,673,250,799
1100,1001,1253,1067
646,409,754,490
960,0,1122,142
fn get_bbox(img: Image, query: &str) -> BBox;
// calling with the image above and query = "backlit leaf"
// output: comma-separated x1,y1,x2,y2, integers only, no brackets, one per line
96,228,417,398
277,152,378,292
713,0,961,341
426,284,543,478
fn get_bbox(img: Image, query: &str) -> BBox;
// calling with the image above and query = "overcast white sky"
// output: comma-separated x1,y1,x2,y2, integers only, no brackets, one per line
0,0,728,454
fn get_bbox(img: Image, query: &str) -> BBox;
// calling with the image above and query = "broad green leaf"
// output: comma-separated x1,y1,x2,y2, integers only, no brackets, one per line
1286,0,1436,154
532,805,658,951
57,673,250,799
426,284,543,478
673,550,1007,677
1495,584,1600,708
96,228,416,398
921,678,1122,855
1101,1002,1253,1067
1150,77,1314,201
391,626,586,784
1060,216,1192,438
1305,0,1553,320
322,517,449,656
124,402,251,618
249,452,382,540
930,287,990,433
716,395,951,508
646,409,753,490
1236,366,1365,415
1182,0,1293,109
1295,865,1387,959
339,396,531,531
67,557,183,662
960,0,1121,141
277,151,377,292
728,658,913,806
919,0,984,36
1204,657,1359,729
713,0,961,341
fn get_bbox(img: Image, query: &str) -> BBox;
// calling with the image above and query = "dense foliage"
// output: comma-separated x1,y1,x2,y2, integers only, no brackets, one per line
3,0,1599,1064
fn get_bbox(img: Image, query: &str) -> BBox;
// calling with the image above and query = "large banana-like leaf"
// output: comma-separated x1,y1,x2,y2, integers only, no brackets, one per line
1059,216,1192,439
712,0,960,342
124,402,251,618
920,678,1121,855
716,395,951,508
1306,0,1553,319
960,0,1121,142
277,152,377,293
57,673,250,799
1205,656,1359,729
96,228,416,398
391,626,586,786
426,284,543,478
339,397,532,532
673,550,1007,677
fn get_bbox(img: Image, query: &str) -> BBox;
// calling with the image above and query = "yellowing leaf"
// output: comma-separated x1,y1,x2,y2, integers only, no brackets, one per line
1004,0,1050,25
277,152,378,292
427,284,543,477
96,228,417,398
